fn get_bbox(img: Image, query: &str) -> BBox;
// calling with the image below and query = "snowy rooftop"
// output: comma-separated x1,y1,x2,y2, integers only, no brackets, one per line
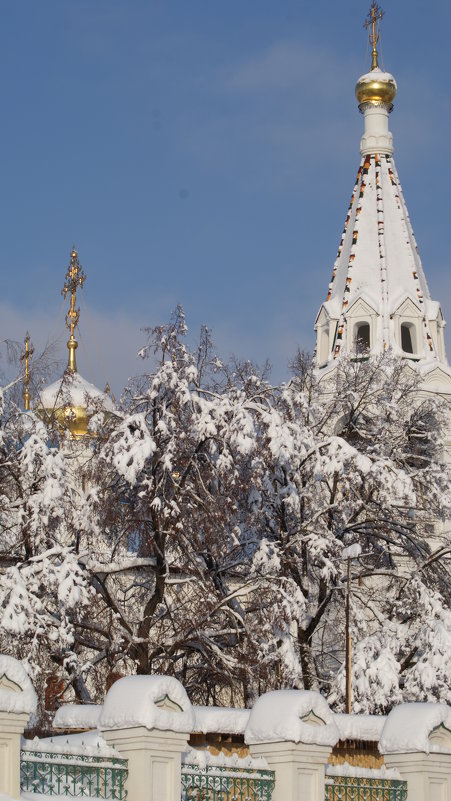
98,675,194,733
193,705,250,735
53,704,102,730
245,690,340,747
334,713,386,742
379,703,451,754
39,371,114,413
0,655,37,720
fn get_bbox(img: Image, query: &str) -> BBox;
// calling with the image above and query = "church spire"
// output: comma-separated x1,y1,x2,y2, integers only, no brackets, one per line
314,5,449,385
62,247,86,373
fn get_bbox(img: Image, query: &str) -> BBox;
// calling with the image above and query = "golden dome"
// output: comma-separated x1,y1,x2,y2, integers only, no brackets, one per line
356,68,397,107
38,371,114,440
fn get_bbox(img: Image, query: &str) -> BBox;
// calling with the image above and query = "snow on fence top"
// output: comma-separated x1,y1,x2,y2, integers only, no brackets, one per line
193,705,250,735
245,690,339,746
98,675,194,733
0,655,37,720
326,762,402,780
379,703,451,754
334,712,386,742
53,704,102,730
25,730,118,759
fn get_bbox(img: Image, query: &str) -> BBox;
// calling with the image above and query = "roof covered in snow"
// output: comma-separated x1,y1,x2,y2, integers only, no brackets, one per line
53,704,102,730
334,713,386,742
98,675,194,733
39,370,114,413
245,690,339,746
0,654,37,720
379,702,451,754
193,705,250,735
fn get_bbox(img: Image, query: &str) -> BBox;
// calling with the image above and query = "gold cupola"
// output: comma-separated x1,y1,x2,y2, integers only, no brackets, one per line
38,247,114,440
355,2,397,110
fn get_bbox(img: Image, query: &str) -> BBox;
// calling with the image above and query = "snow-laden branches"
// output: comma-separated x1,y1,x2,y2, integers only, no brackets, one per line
0,318,449,718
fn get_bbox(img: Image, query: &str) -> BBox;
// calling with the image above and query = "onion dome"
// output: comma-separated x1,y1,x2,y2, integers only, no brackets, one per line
355,67,397,109
39,370,114,440
37,247,114,440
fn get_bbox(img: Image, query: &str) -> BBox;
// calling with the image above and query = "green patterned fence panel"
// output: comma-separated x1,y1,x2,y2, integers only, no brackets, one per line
181,763,275,801
20,748,128,799
325,775,408,801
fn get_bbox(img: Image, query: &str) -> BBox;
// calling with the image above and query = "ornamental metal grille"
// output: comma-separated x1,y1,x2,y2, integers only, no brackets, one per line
181,763,275,801
20,748,128,799
325,775,408,801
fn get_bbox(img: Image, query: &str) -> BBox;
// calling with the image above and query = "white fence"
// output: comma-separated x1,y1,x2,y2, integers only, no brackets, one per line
0,657,450,801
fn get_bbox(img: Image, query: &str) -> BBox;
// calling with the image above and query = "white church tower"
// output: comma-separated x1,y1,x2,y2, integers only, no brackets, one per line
314,2,451,397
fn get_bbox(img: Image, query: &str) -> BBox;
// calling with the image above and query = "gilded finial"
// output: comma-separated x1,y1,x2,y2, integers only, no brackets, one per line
365,1,384,71
62,246,86,372
20,332,34,411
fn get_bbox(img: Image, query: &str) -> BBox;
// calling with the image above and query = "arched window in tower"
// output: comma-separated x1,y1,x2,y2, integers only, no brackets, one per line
320,328,329,363
401,322,416,354
355,322,370,354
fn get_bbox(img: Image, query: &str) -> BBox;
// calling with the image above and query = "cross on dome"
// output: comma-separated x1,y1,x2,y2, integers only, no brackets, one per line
365,1,384,71
20,332,34,411
62,246,86,373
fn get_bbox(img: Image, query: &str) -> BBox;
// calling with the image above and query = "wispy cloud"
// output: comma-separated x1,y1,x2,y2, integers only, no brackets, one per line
224,40,347,98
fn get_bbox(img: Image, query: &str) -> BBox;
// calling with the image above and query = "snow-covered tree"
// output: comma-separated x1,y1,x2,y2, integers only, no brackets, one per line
0,381,93,712
245,353,451,709
0,317,449,718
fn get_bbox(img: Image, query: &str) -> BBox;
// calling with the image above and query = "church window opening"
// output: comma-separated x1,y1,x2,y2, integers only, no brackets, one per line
320,329,329,363
355,322,370,354
401,322,416,354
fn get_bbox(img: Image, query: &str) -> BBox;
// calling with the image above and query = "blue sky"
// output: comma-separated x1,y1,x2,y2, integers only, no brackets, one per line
1,0,450,393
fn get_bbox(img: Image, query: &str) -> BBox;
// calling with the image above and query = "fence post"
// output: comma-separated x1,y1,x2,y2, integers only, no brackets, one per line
245,689,339,801
249,741,333,801
102,726,190,801
99,675,194,801
0,655,37,800
380,702,451,801
0,710,31,799
383,751,451,801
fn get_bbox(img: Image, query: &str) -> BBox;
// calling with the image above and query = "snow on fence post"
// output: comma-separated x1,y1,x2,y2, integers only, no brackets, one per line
0,655,37,800
379,703,451,801
245,690,339,801
99,675,193,801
